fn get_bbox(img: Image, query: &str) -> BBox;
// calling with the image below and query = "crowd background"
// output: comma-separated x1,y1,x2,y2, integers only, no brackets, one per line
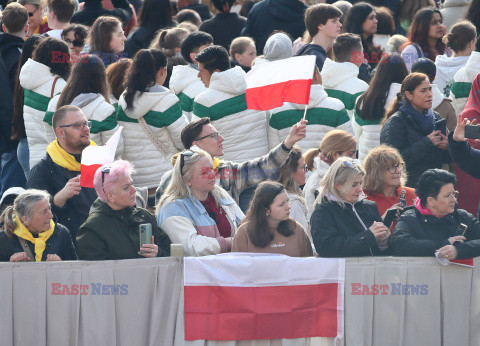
1,0,480,262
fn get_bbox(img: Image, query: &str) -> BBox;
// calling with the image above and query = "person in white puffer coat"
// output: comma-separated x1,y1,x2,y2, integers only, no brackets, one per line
117,49,188,189
193,45,268,163
321,34,368,119
19,38,70,169
268,71,353,152
440,0,470,32
303,129,358,218
353,54,408,163
434,21,476,97
170,31,213,120
45,55,123,155
451,54,480,115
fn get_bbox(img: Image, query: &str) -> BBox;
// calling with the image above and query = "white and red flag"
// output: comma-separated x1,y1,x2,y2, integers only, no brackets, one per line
184,253,345,341
245,55,316,111
80,127,123,188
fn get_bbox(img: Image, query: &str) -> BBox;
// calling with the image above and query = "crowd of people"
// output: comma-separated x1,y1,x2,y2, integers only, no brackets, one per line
1,0,480,262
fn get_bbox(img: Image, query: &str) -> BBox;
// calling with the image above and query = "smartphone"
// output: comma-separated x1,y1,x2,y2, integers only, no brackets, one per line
139,223,152,254
434,118,447,135
383,208,398,228
464,125,480,140
459,223,468,236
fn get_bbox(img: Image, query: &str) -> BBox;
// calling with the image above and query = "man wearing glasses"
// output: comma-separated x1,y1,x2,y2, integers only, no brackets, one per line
156,116,308,210
27,105,97,245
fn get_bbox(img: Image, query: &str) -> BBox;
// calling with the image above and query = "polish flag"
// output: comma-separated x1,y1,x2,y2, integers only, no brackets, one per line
184,254,345,341
245,56,316,111
80,127,123,188
451,258,474,267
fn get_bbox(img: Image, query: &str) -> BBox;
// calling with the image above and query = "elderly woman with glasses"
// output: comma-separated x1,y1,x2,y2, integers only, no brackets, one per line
390,169,480,260
156,148,244,257
310,157,391,257
76,160,171,260
363,145,417,221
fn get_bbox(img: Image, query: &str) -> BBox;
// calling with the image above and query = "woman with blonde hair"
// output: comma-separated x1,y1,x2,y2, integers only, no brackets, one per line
363,145,417,220
277,146,309,235
0,189,76,262
230,36,256,72
303,130,358,217
156,148,244,256
310,157,390,257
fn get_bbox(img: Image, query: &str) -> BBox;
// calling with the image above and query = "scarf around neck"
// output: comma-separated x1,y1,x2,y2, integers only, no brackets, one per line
13,216,55,262
46,139,95,171
399,100,435,134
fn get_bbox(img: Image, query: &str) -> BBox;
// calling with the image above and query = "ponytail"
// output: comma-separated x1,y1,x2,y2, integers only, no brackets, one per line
383,97,400,124
0,206,17,238
304,148,320,171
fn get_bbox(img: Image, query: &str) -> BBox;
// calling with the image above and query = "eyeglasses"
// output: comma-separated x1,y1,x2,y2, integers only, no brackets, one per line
59,121,92,130
387,163,405,174
28,6,39,17
444,191,459,200
63,38,84,47
301,165,308,172
179,150,194,176
101,166,111,193
194,132,219,141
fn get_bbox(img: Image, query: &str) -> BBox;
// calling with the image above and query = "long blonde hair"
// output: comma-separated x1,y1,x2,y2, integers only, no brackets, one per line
363,145,407,193
315,157,365,208
156,149,229,212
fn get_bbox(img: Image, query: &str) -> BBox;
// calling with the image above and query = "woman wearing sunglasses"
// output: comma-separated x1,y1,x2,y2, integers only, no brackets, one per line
310,157,390,257
61,24,88,57
390,169,480,260
277,146,310,239
77,160,171,260
156,149,244,256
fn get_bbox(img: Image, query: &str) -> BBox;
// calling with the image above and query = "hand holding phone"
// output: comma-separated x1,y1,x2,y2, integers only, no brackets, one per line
383,208,399,228
139,223,152,254
464,125,480,140
434,118,447,135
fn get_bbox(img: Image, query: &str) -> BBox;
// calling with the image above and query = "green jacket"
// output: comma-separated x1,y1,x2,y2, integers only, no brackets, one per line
77,199,171,260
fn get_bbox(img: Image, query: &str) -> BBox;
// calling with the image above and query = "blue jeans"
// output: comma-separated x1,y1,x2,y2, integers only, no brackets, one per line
16,137,30,181
0,148,26,196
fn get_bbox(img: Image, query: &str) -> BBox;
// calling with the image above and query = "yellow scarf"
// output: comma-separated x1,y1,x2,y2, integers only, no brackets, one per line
171,152,220,170
46,139,96,172
13,216,55,262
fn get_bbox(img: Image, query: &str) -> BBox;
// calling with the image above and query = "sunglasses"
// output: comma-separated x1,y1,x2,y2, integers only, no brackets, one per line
179,150,194,176
63,38,84,47
28,6,39,17
101,166,111,193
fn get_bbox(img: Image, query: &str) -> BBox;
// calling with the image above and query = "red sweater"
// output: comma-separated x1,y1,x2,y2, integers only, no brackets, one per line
365,186,417,216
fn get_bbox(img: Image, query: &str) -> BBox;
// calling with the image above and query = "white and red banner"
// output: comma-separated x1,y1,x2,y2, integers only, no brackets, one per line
245,55,316,111
80,127,123,188
184,254,345,341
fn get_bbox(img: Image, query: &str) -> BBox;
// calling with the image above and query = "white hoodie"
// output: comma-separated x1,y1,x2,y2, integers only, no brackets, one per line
193,66,269,163
303,156,331,218
169,65,206,121
321,58,368,119
434,54,469,97
46,93,124,156
441,0,470,31
117,85,188,188
19,58,67,168
268,84,353,151
451,51,480,115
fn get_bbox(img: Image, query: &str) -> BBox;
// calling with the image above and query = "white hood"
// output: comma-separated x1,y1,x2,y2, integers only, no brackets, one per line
431,84,445,109
169,65,202,94
209,66,247,95
385,83,401,111
119,85,171,119
19,59,56,90
465,52,480,81
442,0,469,7
72,93,113,120
435,55,469,80
321,58,360,88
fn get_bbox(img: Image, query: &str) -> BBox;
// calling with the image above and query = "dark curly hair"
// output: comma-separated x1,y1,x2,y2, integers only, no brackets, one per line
32,37,70,80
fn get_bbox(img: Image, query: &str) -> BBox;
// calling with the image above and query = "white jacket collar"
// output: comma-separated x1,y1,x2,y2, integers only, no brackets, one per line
321,58,360,88
208,66,247,94
118,87,171,119
431,84,445,109
170,65,202,94
465,52,480,80
19,58,56,90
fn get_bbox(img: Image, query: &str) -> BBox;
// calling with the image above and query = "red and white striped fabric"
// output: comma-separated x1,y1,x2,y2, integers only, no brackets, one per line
184,253,345,341
80,127,123,188
245,56,316,111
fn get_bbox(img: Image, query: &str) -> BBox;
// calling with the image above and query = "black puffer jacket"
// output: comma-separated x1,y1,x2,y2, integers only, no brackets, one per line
380,110,450,188
0,223,77,261
311,197,388,257
390,206,480,259
241,0,307,54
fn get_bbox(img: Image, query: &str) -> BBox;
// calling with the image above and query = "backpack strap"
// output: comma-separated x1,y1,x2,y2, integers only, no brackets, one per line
18,237,35,262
